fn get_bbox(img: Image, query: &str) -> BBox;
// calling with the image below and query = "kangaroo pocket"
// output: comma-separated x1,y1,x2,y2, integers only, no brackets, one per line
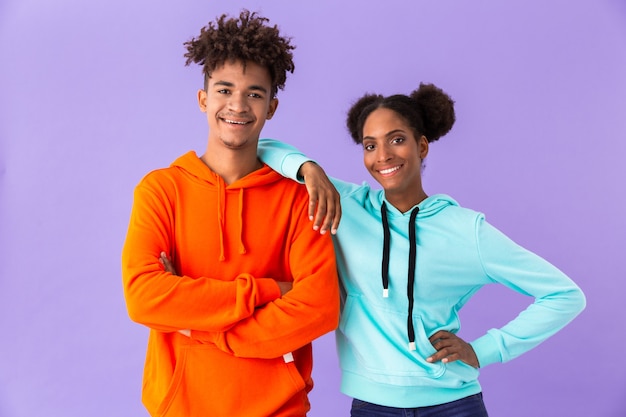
338,294,478,388
152,343,307,417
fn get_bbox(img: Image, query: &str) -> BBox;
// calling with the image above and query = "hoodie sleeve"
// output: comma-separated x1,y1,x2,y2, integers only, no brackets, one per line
258,138,366,198
122,179,282,333
469,216,586,368
189,204,341,359
257,138,312,182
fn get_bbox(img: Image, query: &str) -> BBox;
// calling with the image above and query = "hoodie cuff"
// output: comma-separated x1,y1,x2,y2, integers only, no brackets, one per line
189,330,218,344
470,331,503,368
281,154,314,183
255,278,283,306
189,331,233,355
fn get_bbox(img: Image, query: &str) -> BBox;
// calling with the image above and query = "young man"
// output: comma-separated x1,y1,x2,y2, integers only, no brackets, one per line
121,10,340,416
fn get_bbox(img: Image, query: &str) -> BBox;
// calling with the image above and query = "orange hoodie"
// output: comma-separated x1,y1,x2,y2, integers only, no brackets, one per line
122,151,340,417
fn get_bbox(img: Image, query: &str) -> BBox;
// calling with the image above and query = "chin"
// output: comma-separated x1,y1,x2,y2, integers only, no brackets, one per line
221,137,252,149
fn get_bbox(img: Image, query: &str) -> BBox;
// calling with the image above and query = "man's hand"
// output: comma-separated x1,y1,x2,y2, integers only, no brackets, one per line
298,162,341,235
159,252,178,275
158,252,189,337
276,281,293,296
426,330,480,368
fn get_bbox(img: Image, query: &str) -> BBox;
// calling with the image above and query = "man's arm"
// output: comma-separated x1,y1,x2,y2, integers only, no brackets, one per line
122,179,282,333
159,251,294,298
186,203,341,359
159,252,293,337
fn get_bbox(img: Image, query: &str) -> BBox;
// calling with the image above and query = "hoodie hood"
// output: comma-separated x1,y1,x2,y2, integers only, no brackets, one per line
170,151,283,261
171,151,282,189
375,193,459,219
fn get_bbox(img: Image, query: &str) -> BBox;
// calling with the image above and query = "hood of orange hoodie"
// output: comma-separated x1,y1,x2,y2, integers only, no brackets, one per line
171,151,284,261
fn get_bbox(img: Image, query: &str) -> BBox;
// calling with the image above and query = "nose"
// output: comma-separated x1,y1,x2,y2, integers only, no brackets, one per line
227,92,249,113
376,144,392,162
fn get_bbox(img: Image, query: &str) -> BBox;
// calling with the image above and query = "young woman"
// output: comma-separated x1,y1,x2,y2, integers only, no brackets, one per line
257,83,586,416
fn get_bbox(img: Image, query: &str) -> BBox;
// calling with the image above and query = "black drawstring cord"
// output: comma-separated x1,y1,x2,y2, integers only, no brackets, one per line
381,202,390,298
380,202,420,350
407,207,419,350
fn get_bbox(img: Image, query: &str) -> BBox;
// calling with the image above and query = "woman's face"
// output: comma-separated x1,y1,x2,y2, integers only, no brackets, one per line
362,107,428,197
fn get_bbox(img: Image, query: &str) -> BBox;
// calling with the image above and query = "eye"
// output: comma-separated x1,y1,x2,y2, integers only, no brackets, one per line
248,92,263,99
363,143,375,151
217,88,230,95
391,136,405,144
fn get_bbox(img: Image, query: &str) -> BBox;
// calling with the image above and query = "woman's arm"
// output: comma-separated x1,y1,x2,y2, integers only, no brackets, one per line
471,217,586,368
258,138,341,234
298,162,341,235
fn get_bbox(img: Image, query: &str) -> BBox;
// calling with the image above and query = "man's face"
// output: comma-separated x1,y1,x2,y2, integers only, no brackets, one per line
198,60,278,151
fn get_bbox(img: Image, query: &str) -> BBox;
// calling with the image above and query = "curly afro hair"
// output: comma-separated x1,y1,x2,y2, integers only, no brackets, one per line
346,83,456,144
184,10,295,97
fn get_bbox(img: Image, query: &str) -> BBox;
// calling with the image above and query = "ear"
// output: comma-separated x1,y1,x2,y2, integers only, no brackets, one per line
418,135,429,159
266,98,279,120
197,89,207,112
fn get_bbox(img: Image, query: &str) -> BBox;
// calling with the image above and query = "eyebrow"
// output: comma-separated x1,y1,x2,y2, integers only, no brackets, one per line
213,80,268,94
363,129,406,141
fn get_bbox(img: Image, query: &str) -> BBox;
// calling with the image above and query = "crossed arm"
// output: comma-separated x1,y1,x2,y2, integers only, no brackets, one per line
158,252,292,338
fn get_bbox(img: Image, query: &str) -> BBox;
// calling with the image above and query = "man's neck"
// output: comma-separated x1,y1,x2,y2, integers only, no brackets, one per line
200,146,262,185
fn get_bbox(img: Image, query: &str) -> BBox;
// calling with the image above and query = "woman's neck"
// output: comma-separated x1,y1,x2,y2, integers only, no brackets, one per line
384,189,428,214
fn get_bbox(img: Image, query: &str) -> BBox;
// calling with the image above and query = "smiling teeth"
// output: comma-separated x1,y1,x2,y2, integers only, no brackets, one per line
224,119,248,125
379,166,401,175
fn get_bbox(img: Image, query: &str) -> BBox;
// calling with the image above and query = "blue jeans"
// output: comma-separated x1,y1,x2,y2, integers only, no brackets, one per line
350,393,489,417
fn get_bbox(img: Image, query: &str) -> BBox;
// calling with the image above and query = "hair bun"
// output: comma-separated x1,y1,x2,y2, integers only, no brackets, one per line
410,83,455,142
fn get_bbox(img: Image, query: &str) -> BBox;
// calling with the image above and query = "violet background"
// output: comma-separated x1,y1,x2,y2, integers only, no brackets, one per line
1,1,625,416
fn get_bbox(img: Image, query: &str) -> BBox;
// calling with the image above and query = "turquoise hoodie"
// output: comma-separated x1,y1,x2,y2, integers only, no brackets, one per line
258,139,586,408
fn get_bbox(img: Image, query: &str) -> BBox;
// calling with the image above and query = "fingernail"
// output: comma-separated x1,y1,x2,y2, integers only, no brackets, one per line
313,225,319,231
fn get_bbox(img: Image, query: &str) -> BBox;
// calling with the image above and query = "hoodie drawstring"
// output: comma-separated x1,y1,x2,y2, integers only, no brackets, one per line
216,180,247,261
380,202,420,351
407,207,419,351
238,188,246,255
217,179,226,261
381,202,391,299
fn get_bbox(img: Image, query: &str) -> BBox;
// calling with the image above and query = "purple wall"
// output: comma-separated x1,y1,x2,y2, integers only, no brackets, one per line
1,1,625,416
